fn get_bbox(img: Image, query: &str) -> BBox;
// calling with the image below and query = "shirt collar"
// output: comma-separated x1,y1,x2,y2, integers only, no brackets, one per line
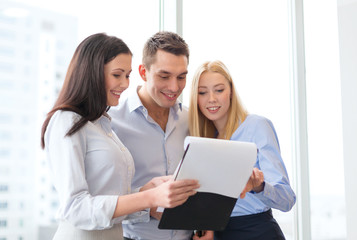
128,86,144,113
92,112,111,125
103,111,111,121
173,101,183,113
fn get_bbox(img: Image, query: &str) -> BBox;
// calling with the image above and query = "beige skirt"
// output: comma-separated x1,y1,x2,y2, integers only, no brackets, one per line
53,221,123,240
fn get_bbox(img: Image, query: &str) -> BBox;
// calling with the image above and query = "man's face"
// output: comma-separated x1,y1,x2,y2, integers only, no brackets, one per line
142,50,188,109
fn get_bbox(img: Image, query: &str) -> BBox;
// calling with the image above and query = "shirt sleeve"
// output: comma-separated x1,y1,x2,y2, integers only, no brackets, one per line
251,118,296,212
45,111,118,230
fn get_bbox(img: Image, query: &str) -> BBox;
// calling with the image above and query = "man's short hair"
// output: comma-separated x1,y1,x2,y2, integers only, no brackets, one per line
142,31,189,70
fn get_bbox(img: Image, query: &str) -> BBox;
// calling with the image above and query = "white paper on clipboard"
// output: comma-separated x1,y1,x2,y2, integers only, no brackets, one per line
174,136,257,199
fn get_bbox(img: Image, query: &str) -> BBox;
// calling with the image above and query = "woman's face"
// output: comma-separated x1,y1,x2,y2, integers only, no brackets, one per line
104,53,132,106
197,71,231,130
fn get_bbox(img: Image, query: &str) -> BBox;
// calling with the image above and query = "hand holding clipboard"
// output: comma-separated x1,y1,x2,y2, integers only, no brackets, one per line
158,136,257,230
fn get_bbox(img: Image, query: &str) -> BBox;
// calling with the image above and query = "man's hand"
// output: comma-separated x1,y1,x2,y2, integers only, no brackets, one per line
150,207,163,220
192,230,214,240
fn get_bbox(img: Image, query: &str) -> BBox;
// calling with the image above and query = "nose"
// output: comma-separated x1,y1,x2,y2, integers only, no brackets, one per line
208,91,216,103
121,77,129,89
167,79,179,92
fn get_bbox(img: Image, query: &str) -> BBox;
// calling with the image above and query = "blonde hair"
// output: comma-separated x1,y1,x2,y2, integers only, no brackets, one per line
188,60,248,139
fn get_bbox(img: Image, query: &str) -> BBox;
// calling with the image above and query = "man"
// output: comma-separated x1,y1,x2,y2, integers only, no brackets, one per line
109,31,192,240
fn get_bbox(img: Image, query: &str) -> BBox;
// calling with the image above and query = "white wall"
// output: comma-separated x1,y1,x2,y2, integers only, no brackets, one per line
337,1,357,239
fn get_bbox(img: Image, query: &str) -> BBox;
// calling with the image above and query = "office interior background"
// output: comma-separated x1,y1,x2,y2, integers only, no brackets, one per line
0,0,356,239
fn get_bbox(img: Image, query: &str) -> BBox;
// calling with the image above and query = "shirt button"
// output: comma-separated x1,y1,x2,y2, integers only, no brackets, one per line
107,133,112,137
121,147,126,152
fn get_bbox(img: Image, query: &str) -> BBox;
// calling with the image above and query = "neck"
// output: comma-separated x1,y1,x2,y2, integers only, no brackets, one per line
138,86,170,131
214,118,227,139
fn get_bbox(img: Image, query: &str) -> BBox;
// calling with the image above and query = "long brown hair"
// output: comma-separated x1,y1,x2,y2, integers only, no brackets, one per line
41,33,132,148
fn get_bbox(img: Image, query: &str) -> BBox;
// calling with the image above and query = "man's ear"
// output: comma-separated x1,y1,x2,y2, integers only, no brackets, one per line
139,64,147,82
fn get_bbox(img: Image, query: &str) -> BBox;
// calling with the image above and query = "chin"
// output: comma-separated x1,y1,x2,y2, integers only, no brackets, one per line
157,99,175,108
165,102,177,108
108,100,119,107
203,114,217,121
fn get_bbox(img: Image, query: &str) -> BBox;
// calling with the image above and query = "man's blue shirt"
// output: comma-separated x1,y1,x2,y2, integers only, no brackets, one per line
109,88,192,240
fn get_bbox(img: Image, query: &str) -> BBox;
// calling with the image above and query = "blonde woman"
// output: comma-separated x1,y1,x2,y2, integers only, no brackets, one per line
189,60,295,240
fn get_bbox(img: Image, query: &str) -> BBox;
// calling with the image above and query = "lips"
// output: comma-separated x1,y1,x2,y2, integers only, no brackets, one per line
162,92,177,100
111,90,122,98
206,106,221,113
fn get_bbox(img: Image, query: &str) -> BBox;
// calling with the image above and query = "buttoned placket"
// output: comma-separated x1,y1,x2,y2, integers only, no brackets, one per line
100,116,132,193
164,108,178,174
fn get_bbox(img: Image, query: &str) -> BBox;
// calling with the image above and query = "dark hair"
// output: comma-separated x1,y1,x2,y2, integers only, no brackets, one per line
142,31,189,70
41,33,132,148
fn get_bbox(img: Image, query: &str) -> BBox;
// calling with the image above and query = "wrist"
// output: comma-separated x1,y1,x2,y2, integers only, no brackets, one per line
144,188,156,208
253,181,265,193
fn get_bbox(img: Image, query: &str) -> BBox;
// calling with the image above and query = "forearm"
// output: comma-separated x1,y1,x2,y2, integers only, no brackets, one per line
255,181,296,212
112,190,155,219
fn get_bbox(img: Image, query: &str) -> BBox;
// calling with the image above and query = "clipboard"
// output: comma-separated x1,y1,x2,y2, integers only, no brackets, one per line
158,136,257,230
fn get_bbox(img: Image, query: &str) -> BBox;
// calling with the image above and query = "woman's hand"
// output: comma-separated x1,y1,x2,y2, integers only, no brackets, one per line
140,175,173,191
150,178,200,209
113,178,198,219
192,230,214,240
240,167,264,198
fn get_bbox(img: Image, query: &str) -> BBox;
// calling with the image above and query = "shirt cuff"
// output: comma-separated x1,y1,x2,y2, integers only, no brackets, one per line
132,187,141,193
88,195,120,230
253,181,275,200
122,208,150,224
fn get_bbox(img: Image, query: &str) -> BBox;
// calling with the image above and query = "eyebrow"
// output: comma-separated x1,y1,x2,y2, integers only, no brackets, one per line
112,68,132,73
157,70,188,75
198,83,225,88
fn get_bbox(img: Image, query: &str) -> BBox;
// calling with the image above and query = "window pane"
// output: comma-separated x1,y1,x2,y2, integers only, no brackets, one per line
304,0,346,239
183,0,295,239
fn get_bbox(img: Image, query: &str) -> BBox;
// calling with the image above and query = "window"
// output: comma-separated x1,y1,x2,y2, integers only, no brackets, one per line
0,46,15,56
303,0,346,239
0,29,16,40
0,201,8,210
0,115,12,124
0,63,13,73
0,220,7,228
0,185,8,192
0,149,10,158
18,219,24,227
0,131,12,141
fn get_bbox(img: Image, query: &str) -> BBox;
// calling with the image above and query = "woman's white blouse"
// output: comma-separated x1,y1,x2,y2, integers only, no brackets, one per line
45,110,135,230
